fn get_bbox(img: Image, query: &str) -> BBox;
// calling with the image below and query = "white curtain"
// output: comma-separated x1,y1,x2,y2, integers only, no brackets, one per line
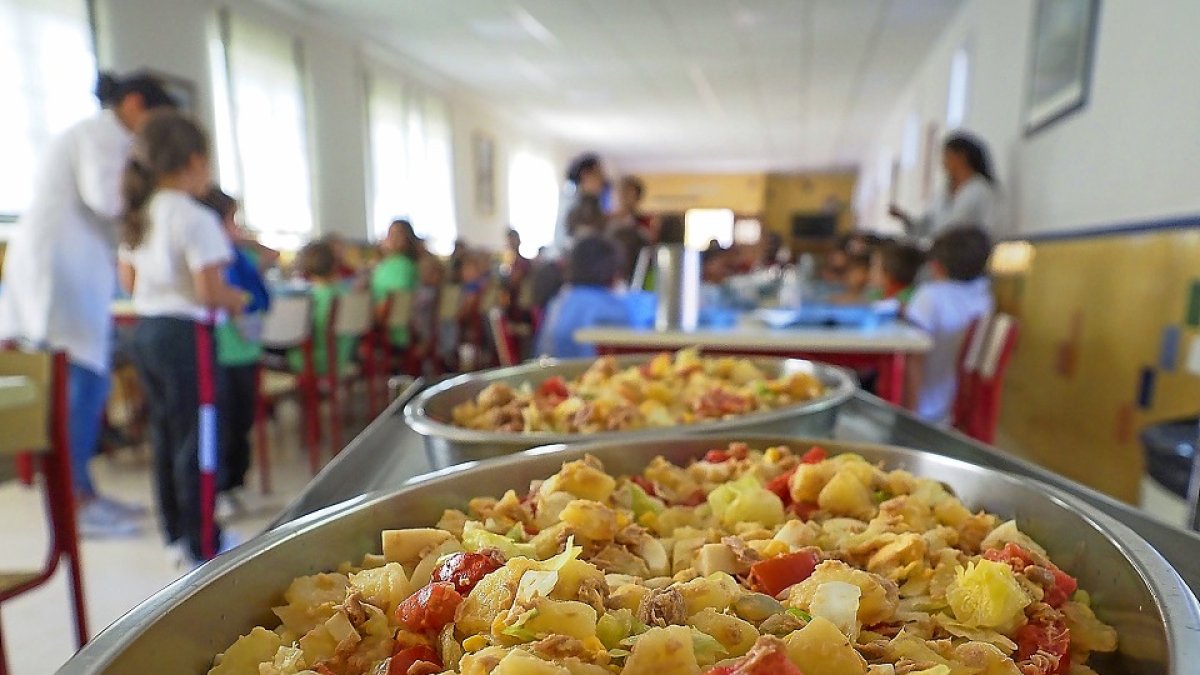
0,0,97,217
368,72,456,254
217,11,314,250
507,150,560,258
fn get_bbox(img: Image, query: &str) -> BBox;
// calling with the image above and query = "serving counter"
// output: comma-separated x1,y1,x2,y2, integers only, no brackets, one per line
276,381,1200,592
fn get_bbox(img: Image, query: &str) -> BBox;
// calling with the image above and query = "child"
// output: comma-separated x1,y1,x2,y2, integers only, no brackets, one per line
290,240,357,377
372,219,419,348
410,256,444,374
117,110,247,564
870,240,924,305
448,252,489,370
830,251,872,304
198,187,274,517
537,235,630,358
904,226,994,424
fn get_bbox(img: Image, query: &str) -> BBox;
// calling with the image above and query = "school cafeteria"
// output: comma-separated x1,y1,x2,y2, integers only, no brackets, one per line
1,1,1199,674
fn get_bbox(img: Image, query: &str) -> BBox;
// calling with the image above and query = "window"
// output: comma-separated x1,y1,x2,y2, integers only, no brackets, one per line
684,208,734,249
732,218,762,246
946,46,970,128
367,72,457,255
0,0,97,219
507,150,559,258
212,10,314,250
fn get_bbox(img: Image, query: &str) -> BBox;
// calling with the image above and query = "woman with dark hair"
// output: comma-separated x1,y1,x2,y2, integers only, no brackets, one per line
889,131,1000,236
0,70,177,538
559,152,607,243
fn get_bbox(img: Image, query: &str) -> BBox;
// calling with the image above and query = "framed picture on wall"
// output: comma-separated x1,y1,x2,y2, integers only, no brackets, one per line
144,69,198,114
1024,0,1102,135
472,132,495,217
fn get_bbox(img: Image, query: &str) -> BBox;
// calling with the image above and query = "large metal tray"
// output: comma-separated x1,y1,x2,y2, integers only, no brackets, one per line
404,355,857,469
62,436,1200,674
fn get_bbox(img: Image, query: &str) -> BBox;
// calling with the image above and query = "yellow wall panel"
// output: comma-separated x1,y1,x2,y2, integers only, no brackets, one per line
640,173,767,214
998,229,1200,502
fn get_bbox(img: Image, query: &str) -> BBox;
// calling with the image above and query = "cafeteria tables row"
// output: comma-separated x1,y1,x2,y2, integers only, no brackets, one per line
574,320,933,405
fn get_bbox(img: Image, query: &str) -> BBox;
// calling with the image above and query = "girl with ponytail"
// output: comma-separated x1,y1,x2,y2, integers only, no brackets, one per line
0,70,177,537
117,110,248,565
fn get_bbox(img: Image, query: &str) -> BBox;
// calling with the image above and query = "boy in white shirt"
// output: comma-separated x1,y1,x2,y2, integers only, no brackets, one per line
903,226,994,424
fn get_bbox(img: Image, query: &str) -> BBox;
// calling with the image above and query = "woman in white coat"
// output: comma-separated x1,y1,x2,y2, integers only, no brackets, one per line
889,132,1001,238
0,72,176,536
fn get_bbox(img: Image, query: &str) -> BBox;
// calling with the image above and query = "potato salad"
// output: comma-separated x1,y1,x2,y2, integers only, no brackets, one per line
210,444,1117,675
450,350,826,433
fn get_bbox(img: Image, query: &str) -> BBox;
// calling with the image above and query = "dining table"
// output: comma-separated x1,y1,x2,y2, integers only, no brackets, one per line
574,318,932,405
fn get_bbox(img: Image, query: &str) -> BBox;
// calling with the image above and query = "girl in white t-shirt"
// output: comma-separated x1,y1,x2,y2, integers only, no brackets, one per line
117,110,248,566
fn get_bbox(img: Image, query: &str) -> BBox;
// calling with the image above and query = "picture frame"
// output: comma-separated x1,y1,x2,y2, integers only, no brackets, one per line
142,69,198,114
472,132,495,217
1024,0,1102,135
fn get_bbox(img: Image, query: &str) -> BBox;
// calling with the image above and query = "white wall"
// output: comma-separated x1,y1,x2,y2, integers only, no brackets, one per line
92,0,566,246
856,0,1200,238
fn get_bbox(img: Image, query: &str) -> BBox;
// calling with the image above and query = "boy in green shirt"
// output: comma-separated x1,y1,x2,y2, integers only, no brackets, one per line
371,219,419,346
291,241,357,376
200,187,278,514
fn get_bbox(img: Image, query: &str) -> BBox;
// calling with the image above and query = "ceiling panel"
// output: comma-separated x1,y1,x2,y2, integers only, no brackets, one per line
297,0,964,172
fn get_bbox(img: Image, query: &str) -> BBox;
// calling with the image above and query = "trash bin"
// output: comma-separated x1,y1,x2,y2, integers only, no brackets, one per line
1140,416,1199,499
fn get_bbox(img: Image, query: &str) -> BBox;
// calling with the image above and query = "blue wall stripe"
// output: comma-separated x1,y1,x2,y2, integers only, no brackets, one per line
1003,213,1200,243
1159,326,1180,372
1137,367,1157,410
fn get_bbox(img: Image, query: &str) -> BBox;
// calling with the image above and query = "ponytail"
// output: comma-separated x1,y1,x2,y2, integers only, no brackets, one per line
119,110,210,248
95,72,121,108
121,159,155,248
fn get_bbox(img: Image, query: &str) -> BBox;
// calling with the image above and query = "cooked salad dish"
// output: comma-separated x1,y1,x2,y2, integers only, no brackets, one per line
449,350,827,433
210,443,1117,675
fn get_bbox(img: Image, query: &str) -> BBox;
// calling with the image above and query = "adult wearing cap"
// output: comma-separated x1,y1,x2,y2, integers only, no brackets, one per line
0,71,176,537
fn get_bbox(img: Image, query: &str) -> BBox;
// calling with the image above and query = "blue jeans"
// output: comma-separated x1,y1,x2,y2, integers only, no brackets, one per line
68,362,110,499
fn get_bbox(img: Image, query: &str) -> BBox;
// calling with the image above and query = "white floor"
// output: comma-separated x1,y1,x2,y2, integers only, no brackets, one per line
0,403,329,675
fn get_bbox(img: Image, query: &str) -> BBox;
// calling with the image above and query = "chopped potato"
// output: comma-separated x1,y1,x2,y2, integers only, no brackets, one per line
209,627,281,675
623,625,701,675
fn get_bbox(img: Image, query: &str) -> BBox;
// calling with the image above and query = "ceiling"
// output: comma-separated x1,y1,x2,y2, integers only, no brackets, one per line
296,0,964,173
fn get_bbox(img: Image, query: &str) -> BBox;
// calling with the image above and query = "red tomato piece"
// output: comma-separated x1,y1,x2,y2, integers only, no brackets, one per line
431,551,505,595
705,449,732,463
395,582,463,633
766,469,796,504
1015,618,1070,675
680,489,708,507
388,644,441,675
787,500,820,521
704,639,804,675
537,376,570,400
631,475,658,497
799,447,827,464
748,550,820,597
983,543,1078,608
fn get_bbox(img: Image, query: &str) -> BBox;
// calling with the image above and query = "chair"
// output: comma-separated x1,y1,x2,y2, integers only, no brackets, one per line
380,289,419,379
952,312,1018,444
952,314,990,434
0,350,87,669
488,307,519,367
325,290,372,456
974,314,1019,444
256,295,318,483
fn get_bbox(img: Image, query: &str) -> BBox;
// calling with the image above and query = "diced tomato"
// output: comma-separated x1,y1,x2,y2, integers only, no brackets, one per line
748,550,820,597
312,666,337,675
395,582,463,633
388,644,442,675
537,376,570,400
431,551,505,595
1015,618,1070,675
766,469,796,504
983,543,1078,608
631,475,658,497
705,449,732,463
787,500,820,521
680,489,707,507
799,447,827,464
704,640,804,674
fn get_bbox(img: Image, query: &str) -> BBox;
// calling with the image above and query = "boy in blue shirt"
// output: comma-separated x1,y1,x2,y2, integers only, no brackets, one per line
537,235,629,358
